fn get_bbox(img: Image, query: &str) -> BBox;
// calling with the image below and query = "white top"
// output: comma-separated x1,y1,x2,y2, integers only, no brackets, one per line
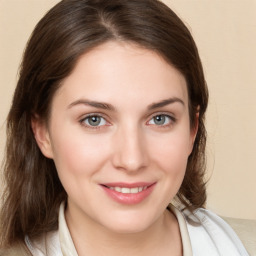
25,202,249,256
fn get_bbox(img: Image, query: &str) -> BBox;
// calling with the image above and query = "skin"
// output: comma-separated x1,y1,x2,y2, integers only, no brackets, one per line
33,41,197,255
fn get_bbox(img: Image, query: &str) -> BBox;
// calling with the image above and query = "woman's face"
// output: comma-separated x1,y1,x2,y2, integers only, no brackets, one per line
35,41,196,233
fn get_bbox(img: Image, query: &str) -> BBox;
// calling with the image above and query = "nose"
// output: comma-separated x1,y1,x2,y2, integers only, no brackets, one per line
111,126,148,172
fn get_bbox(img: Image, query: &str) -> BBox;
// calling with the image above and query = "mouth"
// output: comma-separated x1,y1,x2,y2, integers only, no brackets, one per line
102,185,150,194
100,182,156,204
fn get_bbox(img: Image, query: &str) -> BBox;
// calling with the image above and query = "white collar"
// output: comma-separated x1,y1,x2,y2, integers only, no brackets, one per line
58,202,78,256
26,202,248,256
25,202,193,255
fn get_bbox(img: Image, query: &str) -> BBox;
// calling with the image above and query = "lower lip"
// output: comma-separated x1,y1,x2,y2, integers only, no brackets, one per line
101,184,156,205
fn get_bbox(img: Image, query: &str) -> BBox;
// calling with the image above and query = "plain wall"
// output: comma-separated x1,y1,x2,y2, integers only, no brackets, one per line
0,0,255,219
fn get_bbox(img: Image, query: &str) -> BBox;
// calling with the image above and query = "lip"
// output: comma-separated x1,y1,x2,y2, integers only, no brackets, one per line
100,182,156,205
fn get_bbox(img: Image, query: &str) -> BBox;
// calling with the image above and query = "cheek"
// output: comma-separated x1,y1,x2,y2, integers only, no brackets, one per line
145,132,190,206
149,131,192,167
148,129,191,189
50,129,110,178
50,132,112,205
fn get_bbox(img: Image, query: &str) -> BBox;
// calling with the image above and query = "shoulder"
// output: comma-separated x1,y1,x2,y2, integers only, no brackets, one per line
183,208,253,256
25,230,62,256
222,215,256,256
0,241,32,256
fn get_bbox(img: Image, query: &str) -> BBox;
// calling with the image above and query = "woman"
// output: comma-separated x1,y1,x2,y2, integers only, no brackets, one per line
0,0,249,255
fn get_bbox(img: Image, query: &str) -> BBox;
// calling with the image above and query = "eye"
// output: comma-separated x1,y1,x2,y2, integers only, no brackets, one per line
148,114,174,126
81,115,107,127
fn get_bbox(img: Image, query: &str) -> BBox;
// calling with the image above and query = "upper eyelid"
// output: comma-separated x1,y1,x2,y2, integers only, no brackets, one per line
145,114,176,128
147,111,176,120
79,112,109,121
79,113,109,126
78,111,177,124
79,114,110,129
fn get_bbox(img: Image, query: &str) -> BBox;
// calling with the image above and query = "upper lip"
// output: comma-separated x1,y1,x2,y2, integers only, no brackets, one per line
101,182,156,188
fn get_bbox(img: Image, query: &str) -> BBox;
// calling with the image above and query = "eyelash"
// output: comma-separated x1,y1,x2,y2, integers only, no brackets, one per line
79,113,109,130
147,113,176,127
79,113,176,130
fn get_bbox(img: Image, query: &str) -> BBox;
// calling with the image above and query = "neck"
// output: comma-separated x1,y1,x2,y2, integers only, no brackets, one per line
65,205,182,256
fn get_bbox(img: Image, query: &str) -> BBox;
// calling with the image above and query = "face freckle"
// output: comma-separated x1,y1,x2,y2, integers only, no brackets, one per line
42,41,196,234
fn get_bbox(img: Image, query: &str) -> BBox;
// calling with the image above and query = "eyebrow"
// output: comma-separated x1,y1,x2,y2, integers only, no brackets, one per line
68,99,116,111
147,97,184,110
68,97,184,111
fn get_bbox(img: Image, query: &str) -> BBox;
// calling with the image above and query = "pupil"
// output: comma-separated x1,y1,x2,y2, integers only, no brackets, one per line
154,115,165,125
89,116,100,126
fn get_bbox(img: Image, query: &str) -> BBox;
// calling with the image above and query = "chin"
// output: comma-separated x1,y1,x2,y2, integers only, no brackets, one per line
106,221,151,234
99,209,159,234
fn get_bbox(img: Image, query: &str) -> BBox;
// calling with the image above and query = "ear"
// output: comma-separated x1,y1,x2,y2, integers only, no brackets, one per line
31,116,54,159
189,111,199,154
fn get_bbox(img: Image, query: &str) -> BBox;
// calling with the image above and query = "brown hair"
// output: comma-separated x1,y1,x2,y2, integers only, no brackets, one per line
0,0,208,247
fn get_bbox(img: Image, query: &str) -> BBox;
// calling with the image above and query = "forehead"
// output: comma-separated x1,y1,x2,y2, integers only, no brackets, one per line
55,41,188,108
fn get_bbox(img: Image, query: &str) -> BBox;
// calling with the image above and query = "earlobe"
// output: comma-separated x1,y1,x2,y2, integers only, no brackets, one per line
31,116,54,159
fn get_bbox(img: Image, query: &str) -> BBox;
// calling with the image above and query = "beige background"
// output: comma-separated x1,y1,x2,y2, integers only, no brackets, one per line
0,0,255,219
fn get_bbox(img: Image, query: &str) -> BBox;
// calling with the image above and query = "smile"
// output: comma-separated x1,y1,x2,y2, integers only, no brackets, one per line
108,186,148,194
101,182,156,204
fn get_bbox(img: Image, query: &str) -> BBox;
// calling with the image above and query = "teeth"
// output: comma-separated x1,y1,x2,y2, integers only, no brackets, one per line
130,187,139,193
109,186,147,194
115,187,121,192
121,188,130,194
